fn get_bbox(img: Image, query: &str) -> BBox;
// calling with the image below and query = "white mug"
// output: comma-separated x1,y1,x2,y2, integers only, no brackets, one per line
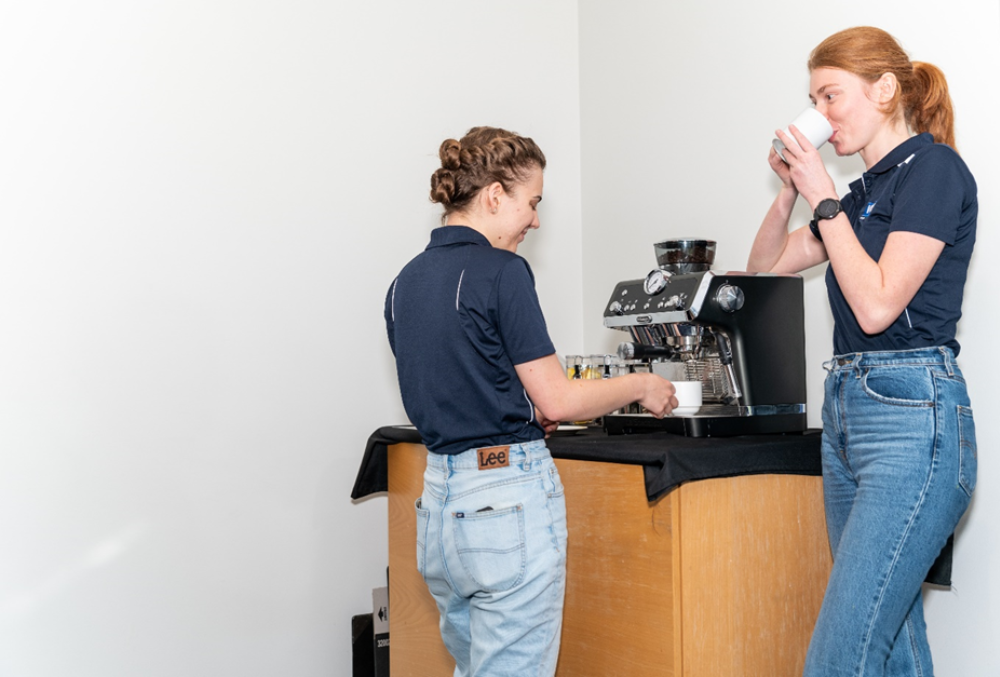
671,380,703,416
773,107,833,162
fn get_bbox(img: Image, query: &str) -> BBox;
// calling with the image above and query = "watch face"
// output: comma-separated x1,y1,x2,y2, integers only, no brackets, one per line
817,198,842,219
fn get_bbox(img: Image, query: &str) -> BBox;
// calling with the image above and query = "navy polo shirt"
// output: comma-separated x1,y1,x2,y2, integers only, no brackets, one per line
827,133,977,356
385,226,556,455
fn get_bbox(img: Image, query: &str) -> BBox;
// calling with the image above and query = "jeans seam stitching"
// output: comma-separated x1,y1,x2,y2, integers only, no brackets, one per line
838,373,850,458
446,474,538,502
957,405,976,497
859,485,932,672
907,614,925,677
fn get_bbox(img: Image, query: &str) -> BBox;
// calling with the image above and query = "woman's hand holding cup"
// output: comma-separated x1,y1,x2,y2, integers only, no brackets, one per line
773,108,837,205
637,374,677,418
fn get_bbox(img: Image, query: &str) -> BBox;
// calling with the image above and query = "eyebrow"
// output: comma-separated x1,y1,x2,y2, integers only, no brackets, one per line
813,83,839,96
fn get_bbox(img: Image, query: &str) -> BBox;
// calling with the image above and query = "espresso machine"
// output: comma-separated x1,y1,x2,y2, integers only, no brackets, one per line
603,239,807,437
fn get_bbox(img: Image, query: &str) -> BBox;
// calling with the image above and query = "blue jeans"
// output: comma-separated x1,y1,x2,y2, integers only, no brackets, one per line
416,440,568,677
804,347,977,677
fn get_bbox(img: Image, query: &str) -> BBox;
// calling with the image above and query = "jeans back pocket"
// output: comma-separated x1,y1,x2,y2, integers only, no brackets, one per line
958,405,977,497
452,504,526,593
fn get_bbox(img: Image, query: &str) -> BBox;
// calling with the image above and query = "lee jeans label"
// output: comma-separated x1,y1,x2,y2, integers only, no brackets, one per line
477,445,510,470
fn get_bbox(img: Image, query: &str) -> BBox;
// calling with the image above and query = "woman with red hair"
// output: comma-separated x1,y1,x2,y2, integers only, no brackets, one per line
748,27,978,676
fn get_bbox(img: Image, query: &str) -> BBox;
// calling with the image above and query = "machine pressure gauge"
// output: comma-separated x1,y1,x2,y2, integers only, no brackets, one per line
643,269,672,296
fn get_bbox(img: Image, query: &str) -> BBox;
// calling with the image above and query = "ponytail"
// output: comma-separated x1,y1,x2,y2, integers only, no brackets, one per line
909,62,955,148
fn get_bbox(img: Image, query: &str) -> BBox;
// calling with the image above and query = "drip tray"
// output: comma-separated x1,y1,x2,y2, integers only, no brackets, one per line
604,413,807,437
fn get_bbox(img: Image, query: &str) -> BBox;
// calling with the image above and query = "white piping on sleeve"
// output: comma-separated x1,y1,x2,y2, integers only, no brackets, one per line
904,308,913,329
456,269,465,311
390,279,398,321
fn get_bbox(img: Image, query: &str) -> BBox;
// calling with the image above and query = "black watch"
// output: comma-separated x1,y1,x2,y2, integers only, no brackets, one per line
808,198,842,242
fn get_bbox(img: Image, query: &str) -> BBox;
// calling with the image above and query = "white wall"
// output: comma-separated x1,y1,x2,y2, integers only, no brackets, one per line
0,2,582,676
4,1,997,675
578,0,1000,674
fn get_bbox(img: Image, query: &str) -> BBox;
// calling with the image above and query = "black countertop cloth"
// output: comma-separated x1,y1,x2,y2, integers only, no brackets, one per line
351,426,822,501
350,425,951,585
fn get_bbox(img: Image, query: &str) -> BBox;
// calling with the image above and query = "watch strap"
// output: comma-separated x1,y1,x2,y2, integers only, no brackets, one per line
808,218,823,242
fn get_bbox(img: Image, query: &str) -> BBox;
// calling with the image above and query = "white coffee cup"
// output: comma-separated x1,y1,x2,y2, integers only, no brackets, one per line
670,380,703,416
773,107,833,162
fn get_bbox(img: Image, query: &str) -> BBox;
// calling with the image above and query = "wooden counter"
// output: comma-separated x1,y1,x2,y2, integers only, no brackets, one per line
386,442,832,676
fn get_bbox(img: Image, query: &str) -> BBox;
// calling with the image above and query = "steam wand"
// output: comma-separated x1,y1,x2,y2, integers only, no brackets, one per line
712,330,743,405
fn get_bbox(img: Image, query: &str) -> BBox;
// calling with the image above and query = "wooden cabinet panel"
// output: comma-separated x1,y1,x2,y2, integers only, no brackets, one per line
677,475,831,676
386,444,831,677
557,458,682,676
386,444,453,675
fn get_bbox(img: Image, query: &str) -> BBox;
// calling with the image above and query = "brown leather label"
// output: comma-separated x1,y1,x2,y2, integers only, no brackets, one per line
477,445,510,471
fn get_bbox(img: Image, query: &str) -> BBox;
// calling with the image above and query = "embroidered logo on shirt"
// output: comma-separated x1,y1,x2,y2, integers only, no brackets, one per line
861,201,877,220
477,445,511,470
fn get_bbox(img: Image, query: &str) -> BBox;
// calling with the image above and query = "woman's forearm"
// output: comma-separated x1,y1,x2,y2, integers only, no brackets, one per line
516,355,676,421
747,186,798,272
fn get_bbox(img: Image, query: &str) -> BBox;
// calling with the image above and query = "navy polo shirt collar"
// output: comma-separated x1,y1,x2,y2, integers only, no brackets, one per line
853,133,934,197
426,225,491,250
868,132,933,174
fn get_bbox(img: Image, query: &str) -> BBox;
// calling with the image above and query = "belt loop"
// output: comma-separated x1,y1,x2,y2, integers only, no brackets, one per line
516,443,530,471
822,358,835,373
852,352,864,378
940,346,954,375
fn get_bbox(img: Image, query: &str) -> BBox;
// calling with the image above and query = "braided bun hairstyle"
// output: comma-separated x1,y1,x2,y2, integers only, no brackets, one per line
430,127,546,219
808,27,957,149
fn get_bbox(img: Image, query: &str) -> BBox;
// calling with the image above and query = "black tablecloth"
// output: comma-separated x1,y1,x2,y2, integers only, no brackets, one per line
352,425,822,502
350,425,952,585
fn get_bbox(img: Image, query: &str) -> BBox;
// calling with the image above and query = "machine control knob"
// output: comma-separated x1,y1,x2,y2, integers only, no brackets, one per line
643,269,672,296
608,300,624,316
716,284,745,313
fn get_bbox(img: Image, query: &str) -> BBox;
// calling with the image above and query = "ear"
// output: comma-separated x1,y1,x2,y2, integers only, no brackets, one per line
876,72,898,104
483,181,505,214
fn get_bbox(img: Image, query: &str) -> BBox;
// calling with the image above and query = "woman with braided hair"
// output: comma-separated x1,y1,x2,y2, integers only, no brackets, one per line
747,27,978,676
385,126,676,676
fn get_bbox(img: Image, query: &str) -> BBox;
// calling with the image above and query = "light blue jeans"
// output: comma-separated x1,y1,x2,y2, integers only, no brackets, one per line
416,439,568,677
804,347,977,677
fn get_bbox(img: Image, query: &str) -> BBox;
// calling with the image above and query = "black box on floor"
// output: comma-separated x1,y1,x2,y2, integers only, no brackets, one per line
373,586,389,676
352,614,374,677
